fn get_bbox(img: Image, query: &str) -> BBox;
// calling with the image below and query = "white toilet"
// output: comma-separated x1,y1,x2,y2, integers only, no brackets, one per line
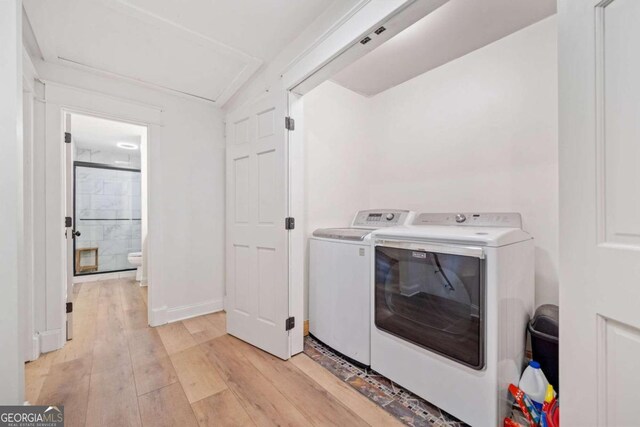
127,252,143,282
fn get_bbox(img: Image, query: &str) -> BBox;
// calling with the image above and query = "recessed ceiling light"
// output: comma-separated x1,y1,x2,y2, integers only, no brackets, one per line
117,142,138,150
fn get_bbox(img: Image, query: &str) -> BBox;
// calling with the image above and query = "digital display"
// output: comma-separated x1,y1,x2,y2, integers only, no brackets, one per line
368,213,382,221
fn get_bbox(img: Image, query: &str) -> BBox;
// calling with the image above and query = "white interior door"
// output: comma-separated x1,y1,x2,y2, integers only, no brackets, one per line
225,91,292,360
64,113,74,340
559,0,640,425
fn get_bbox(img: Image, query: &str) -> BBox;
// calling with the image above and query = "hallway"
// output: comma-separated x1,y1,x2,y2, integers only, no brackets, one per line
25,279,401,427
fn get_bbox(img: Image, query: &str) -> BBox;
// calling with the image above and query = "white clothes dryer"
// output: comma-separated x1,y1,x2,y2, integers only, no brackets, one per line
370,212,534,426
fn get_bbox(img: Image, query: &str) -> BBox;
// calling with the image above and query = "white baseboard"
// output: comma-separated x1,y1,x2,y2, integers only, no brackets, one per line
149,305,168,327
28,334,40,361
165,299,224,323
73,270,136,283
39,329,63,353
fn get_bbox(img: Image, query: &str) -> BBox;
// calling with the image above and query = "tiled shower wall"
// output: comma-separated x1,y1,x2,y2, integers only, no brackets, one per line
75,165,141,274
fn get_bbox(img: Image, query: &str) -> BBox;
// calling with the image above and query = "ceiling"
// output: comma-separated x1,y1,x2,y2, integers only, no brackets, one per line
331,0,557,97
72,113,145,153
23,0,337,104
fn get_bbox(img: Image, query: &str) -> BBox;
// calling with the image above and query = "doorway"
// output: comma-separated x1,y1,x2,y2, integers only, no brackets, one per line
64,112,149,341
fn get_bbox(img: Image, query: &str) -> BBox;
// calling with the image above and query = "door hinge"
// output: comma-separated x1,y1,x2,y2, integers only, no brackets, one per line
64,132,71,143
285,116,295,131
65,216,72,227
285,316,295,331
66,302,73,313
285,217,295,230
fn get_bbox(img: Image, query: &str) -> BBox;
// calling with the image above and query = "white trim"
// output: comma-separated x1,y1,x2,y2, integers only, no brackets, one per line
149,305,167,327
39,329,63,354
40,84,160,352
288,92,305,356
28,334,40,362
43,80,164,123
165,299,225,323
280,0,373,78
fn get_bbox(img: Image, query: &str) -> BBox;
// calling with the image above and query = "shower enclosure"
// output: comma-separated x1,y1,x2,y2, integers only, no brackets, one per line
74,162,142,275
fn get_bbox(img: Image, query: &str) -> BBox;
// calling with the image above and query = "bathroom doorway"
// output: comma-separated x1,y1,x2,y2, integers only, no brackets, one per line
67,113,148,285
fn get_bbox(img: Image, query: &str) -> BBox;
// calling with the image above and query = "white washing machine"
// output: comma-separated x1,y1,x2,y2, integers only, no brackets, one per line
370,212,534,427
309,209,414,365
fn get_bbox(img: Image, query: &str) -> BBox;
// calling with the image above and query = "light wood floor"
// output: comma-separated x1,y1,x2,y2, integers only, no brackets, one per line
26,279,402,427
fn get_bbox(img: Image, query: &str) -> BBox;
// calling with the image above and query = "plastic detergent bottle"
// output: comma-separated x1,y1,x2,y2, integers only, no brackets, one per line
519,360,550,410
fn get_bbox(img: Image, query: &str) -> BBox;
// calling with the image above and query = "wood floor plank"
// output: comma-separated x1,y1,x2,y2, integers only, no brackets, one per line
201,336,311,426
91,332,131,375
50,329,96,365
86,364,141,427
188,312,226,344
138,383,198,427
291,354,404,427
24,351,56,404
132,355,179,396
182,316,214,335
157,321,197,355
203,312,226,332
191,390,255,427
127,328,169,367
170,346,227,403
139,286,148,307
230,337,368,427
37,357,92,427
127,327,179,396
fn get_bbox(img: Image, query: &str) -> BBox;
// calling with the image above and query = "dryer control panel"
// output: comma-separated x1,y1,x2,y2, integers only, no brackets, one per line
413,212,522,228
352,209,413,228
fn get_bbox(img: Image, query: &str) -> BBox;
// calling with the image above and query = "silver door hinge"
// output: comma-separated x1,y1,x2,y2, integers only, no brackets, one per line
285,116,295,131
64,132,71,143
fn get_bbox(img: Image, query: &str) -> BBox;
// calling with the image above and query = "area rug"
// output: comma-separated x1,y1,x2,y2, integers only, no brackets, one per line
303,336,467,427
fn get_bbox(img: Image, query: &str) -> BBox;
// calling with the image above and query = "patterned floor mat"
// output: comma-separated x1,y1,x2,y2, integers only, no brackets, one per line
303,336,468,427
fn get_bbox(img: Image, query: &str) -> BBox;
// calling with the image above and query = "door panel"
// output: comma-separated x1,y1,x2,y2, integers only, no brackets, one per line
559,0,640,423
599,0,640,248
225,91,290,360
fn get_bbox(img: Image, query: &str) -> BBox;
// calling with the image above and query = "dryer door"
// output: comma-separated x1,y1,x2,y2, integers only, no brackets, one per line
374,242,485,369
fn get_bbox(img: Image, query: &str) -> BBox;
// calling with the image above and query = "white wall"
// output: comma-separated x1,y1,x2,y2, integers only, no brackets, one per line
30,59,226,336
303,82,373,318
304,15,559,314
0,0,25,404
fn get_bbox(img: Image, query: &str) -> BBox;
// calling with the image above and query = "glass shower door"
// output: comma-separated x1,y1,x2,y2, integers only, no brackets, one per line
74,163,142,275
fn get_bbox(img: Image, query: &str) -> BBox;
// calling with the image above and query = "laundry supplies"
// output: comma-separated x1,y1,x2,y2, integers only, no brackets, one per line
519,361,551,410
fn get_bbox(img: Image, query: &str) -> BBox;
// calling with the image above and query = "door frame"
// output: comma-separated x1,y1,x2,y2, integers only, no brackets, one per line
40,81,162,352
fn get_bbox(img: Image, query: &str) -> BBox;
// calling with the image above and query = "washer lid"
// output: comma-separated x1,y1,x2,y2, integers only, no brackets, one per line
312,228,372,241
372,225,531,247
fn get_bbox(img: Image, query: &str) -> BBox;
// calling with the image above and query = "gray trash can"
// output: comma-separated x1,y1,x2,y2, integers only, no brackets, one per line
528,304,559,391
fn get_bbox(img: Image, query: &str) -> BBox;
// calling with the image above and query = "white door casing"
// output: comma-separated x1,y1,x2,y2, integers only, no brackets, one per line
63,112,74,340
559,0,640,425
225,91,291,360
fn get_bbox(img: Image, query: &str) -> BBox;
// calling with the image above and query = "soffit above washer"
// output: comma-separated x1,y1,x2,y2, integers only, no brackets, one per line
23,0,336,104
331,0,557,97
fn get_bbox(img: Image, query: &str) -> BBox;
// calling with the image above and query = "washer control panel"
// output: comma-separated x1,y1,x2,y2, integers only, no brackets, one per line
352,210,413,228
414,212,523,228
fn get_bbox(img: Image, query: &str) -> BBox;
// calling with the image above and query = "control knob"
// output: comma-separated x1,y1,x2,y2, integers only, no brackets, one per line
386,213,395,221
455,213,466,223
